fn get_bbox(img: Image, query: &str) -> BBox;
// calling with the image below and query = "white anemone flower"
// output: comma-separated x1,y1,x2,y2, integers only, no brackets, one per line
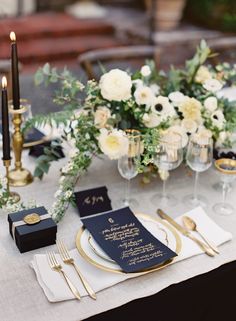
211,110,225,129
203,79,223,92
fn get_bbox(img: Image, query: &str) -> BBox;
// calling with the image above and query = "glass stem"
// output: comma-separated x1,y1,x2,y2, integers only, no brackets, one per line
162,179,167,199
193,171,199,201
222,182,228,207
125,179,131,206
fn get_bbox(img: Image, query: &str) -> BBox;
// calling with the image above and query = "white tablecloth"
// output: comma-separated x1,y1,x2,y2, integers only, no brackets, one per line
0,150,236,321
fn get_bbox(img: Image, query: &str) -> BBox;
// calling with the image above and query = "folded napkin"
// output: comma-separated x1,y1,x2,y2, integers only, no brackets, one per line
31,206,232,302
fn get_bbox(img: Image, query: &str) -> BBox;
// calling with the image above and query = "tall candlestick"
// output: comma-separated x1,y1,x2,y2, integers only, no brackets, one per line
10,31,20,110
1,76,11,160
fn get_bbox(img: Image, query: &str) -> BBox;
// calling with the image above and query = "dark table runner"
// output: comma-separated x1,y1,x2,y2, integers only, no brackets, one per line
85,261,236,321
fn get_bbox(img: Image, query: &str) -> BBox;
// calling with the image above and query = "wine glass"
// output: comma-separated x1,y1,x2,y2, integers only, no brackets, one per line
213,158,236,215
151,132,183,206
118,129,141,207
183,134,213,207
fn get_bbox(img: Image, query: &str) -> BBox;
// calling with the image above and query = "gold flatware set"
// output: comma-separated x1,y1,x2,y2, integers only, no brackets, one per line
157,209,219,257
47,240,96,301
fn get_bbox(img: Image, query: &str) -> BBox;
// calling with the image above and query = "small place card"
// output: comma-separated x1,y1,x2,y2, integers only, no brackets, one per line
74,186,112,217
81,207,177,273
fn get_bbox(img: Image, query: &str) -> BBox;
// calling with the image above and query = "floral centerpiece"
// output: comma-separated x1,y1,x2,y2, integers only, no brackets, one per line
22,40,236,222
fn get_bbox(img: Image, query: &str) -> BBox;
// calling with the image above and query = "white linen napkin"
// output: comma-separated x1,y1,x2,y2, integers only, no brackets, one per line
31,206,232,302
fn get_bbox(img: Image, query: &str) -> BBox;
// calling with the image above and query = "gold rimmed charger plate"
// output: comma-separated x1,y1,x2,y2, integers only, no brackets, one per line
76,213,182,276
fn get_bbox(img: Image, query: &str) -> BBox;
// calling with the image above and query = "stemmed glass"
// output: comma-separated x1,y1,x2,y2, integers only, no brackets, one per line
151,132,183,206
183,134,213,207
213,158,236,215
118,129,141,207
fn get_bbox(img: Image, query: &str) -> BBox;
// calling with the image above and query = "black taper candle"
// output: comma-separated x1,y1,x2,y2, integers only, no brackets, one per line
10,31,20,110
1,76,11,160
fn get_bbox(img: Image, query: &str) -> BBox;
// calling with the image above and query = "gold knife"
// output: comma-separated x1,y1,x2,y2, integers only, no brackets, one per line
157,209,215,257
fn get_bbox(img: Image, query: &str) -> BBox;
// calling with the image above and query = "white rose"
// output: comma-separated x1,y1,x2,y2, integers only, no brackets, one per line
168,91,185,106
94,106,111,128
195,66,212,84
98,128,129,160
211,110,225,129
141,65,151,77
150,84,160,96
99,69,132,102
134,86,155,107
204,96,218,112
181,119,197,134
142,112,161,128
151,96,176,120
203,79,223,92
166,125,189,148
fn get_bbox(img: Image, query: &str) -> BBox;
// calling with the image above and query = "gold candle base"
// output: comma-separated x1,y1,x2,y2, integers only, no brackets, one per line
8,168,33,187
9,102,34,187
3,159,20,203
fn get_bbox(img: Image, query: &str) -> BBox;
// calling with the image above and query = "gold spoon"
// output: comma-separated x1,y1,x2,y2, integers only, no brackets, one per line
182,216,219,254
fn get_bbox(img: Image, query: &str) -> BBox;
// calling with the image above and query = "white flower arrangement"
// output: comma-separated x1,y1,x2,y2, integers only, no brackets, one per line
24,40,236,223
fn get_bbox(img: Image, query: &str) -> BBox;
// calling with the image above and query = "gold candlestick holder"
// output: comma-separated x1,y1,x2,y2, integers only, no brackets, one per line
3,159,20,203
8,105,33,187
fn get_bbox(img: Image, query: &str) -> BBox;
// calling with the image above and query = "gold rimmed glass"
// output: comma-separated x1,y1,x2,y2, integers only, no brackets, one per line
117,129,141,208
151,132,183,207
213,158,236,215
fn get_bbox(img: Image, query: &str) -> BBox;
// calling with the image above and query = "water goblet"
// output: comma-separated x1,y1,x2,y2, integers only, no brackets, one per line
151,132,183,206
213,158,236,215
118,129,141,207
183,134,213,207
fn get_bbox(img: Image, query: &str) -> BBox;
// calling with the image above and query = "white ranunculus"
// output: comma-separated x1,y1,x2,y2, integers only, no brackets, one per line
181,119,197,134
195,66,212,84
166,125,189,148
204,96,218,112
142,112,161,128
134,86,155,107
203,79,223,92
151,95,176,120
168,91,185,106
94,106,111,128
99,69,132,102
150,84,160,96
211,110,225,129
98,128,129,160
140,65,151,77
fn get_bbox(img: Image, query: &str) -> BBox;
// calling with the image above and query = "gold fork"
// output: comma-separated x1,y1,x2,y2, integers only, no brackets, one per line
47,251,81,301
56,240,96,300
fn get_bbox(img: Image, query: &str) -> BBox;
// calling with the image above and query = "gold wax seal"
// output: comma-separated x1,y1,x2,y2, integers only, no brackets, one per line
23,213,41,225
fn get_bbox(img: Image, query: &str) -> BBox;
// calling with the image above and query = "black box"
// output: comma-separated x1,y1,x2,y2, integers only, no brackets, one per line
8,206,57,253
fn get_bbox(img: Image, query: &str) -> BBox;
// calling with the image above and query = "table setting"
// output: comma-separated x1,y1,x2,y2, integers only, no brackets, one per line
0,34,236,321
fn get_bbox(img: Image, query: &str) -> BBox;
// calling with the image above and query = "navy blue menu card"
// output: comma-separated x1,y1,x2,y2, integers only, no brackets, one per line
81,207,177,273
74,186,112,217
